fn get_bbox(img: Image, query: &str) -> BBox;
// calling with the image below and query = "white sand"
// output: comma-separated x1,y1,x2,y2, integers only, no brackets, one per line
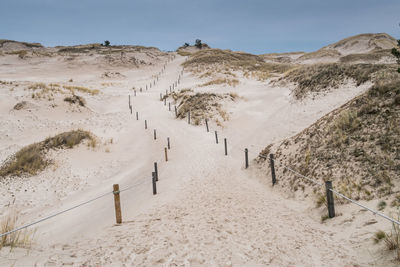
0,51,396,266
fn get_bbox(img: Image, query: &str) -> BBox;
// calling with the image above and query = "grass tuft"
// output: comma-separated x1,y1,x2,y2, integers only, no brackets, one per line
0,130,96,177
1,212,35,250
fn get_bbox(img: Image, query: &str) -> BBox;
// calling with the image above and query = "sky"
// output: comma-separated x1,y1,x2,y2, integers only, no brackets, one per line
0,0,399,54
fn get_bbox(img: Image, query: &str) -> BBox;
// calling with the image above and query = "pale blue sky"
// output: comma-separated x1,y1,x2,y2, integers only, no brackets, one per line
0,0,399,54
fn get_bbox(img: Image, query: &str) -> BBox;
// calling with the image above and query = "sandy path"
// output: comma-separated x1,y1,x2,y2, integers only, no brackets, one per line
0,55,387,266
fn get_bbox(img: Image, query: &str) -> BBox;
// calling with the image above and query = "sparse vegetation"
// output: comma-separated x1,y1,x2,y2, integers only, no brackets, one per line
265,75,400,201
6,50,28,59
27,82,99,99
164,89,237,126
375,221,400,260
199,78,239,87
0,130,96,177
104,40,110,47
1,212,35,250
279,63,394,99
183,48,294,80
378,201,387,211
64,95,86,107
13,101,28,110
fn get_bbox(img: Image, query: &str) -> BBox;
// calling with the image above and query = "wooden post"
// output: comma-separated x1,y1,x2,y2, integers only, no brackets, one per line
175,106,177,117
134,90,137,96
205,119,209,132
325,181,335,218
166,89,168,96
128,95,130,107
164,147,168,162
172,83,174,90
188,111,190,124
113,184,122,224
152,172,157,195
136,112,138,120
146,85,147,90
154,129,157,140
270,154,276,185
215,131,218,144
130,105,132,114
145,120,147,129
167,137,170,149
169,102,171,111
170,85,171,91
154,162,158,182
224,138,228,156
245,148,249,169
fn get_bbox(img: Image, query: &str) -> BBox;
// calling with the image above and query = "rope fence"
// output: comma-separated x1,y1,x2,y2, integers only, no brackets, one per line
1,55,180,239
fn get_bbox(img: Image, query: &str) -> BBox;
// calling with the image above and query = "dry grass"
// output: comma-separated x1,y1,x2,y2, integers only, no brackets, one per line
0,130,96,177
165,89,237,126
64,95,86,107
375,218,400,261
279,63,395,99
265,76,400,203
28,83,99,99
298,49,341,61
340,49,393,63
7,50,28,59
183,48,294,80
1,212,35,250
199,78,239,87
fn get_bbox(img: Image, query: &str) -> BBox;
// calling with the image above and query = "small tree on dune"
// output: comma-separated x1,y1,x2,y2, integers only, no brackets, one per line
195,39,202,49
104,40,110,47
183,43,190,47
391,25,400,73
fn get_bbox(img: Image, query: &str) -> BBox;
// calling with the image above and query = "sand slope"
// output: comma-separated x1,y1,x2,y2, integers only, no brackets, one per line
0,50,396,266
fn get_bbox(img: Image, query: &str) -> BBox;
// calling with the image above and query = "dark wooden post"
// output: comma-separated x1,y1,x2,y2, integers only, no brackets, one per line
164,147,168,162
146,85,147,90
325,181,335,218
224,138,227,156
167,137,170,149
175,106,177,117
145,120,147,129
205,119,209,132
154,129,157,140
245,148,249,169
128,95,130,107
166,89,168,96
188,111,190,124
169,102,171,111
152,172,157,195
154,162,158,182
270,154,276,185
113,184,122,224
215,131,218,144
130,105,132,114
136,112,138,120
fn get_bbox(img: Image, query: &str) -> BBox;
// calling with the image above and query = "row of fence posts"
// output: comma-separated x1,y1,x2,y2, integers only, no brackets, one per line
197,116,337,220
114,71,180,224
